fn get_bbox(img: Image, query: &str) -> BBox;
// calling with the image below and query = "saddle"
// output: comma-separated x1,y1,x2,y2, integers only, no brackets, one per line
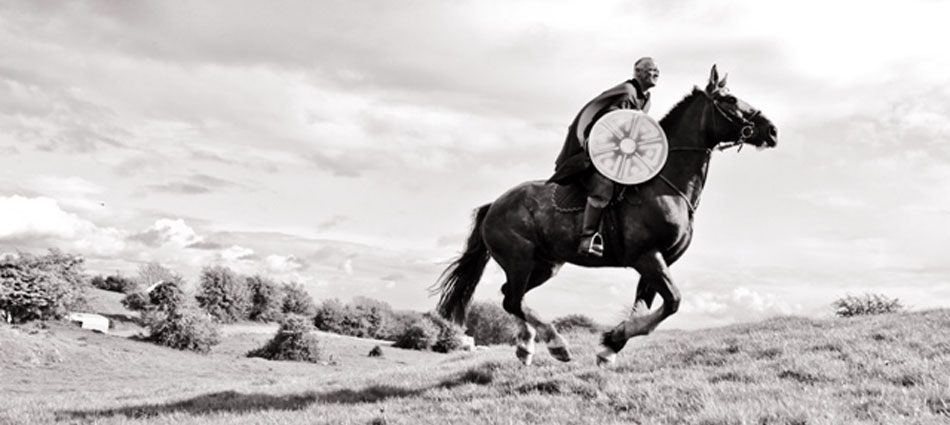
550,180,640,262
551,180,635,213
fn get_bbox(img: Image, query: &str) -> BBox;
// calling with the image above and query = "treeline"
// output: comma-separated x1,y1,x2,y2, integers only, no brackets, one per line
1,249,607,356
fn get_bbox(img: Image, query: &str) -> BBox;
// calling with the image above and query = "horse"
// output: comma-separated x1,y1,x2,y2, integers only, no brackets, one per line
433,65,779,366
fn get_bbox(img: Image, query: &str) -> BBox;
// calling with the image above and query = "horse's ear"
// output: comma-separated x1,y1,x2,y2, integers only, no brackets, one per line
718,73,729,89
707,64,720,92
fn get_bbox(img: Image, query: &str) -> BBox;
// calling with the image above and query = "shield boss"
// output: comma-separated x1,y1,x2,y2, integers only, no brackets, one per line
587,110,669,185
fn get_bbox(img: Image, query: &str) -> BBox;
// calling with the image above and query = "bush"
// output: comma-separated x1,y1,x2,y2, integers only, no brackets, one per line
425,312,466,353
312,297,390,339
553,314,602,334
90,274,139,294
149,281,185,311
281,282,316,316
393,318,439,350
121,292,149,311
247,315,322,363
195,266,250,323
465,301,517,345
380,310,422,341
143,303,221,353
122,280,184,313
834,294,904,317
0,250,86,324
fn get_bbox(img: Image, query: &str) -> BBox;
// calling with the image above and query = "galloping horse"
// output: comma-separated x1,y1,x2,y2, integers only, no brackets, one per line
434,65,778,366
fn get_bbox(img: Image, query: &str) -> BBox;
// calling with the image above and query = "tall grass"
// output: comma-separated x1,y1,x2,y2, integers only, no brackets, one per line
3,309,950,424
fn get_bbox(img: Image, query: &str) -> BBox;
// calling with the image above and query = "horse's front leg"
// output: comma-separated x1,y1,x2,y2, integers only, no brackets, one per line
597,250,680,366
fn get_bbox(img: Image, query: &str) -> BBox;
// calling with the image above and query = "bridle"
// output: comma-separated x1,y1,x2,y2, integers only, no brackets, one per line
657,89,759,216
704,89,760,152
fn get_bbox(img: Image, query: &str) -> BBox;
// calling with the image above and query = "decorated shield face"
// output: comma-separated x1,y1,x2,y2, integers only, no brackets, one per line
587,109,668,185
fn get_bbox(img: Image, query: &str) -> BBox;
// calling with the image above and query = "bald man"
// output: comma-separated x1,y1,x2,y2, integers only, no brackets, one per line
550,57,659,257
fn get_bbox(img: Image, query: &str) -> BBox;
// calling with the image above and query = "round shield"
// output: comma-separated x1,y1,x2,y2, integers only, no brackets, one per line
587,110,669,185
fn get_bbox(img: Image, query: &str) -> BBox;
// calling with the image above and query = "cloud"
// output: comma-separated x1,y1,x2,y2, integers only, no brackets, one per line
265,254,306,274
146,173,242,195
129,218,203,248
317,215,347,232
0,195,126,255
340,258,354,276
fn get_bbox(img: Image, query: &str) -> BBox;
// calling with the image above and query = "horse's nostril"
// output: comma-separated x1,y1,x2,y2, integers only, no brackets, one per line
769,126,778,137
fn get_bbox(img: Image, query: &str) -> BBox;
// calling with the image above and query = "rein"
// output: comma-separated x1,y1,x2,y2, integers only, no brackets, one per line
658,146,710,217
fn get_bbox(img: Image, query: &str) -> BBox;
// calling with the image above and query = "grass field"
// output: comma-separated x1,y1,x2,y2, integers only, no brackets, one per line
2,292,950,424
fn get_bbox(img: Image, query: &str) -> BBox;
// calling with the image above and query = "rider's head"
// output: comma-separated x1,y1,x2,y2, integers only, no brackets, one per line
634,57,659,91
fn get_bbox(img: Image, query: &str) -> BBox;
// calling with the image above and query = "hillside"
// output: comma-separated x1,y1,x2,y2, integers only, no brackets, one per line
2,298,949,424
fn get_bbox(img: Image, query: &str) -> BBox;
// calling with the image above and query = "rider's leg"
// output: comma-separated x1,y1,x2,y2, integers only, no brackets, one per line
578,172,614,257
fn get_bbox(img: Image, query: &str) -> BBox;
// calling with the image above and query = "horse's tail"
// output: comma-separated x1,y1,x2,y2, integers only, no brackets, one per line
433,203,492,325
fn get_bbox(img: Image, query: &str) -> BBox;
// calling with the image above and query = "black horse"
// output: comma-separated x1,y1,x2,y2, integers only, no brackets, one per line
434,65,779,365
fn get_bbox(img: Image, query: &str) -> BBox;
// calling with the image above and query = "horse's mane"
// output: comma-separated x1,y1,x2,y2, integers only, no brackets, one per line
659,88,703,130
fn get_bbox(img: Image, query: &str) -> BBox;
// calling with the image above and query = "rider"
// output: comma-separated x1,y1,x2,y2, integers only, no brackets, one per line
550,57,659,257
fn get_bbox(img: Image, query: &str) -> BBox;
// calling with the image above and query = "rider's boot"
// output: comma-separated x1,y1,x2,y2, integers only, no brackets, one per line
578,201,605,257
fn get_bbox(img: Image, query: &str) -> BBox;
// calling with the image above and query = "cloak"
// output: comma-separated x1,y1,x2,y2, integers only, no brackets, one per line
549,79,651,183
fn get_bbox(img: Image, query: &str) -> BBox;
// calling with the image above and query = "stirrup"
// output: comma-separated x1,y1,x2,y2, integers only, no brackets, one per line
585,232,604,257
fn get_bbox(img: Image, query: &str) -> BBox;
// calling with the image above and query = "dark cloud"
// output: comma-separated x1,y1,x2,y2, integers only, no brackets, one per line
186,241,225,250
307,151,373,177
317,215,348,231
380,273,405,282
127,229,164,247
146,173,243,195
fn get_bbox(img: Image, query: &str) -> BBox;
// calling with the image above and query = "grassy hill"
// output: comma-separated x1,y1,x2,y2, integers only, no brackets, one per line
2,292,949,424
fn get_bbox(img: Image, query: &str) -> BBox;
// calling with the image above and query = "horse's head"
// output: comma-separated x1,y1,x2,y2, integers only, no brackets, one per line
702,65,778,150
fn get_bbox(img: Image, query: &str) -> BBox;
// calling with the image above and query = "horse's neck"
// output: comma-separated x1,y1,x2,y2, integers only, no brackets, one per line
661,98,712,214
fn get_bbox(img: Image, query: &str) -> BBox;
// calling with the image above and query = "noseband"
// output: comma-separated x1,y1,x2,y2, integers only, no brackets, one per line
703,90,758,151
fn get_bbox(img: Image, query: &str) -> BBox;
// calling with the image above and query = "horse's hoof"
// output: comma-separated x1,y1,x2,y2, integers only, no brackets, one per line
516,346,534,366
548,346,572,362
596,350,616,368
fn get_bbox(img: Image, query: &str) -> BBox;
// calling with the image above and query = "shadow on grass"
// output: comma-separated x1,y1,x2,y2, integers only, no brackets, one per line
62,385,427,420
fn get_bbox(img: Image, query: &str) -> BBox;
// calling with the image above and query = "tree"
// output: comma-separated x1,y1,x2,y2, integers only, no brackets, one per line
136,262,184,288
0,249,86,323
281,282,316,316
246,275,284,322
195,265,250,323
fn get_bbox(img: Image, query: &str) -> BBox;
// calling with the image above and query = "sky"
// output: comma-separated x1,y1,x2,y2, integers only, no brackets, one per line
1,0,949,330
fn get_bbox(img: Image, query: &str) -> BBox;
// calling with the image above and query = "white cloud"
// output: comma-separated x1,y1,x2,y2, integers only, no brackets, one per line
0,195,126,255
340,258,354,276
265,254,303,274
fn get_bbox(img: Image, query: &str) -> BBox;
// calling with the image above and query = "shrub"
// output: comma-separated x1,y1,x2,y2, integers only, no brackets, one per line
281,282,316,316
312,297,390,339
834,294,904,317
0,250,86,324
196,266,250,323
121,292,149,311
246,275,284,322
143,303,221,353
393,318,439,350
553,314,602,334
247,315,322,363
368,345,384,357
122,280,184,313
149,281,185,311
464,301,517,345
380,310,423,341
425,312,466,353
90,274,139,294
